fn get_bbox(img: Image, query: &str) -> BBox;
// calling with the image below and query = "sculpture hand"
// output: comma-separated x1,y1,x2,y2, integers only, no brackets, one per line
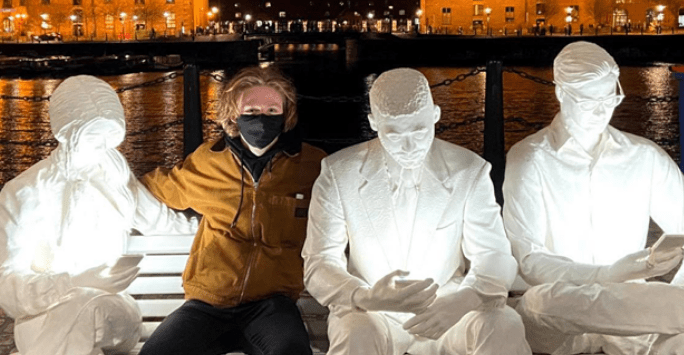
352,270,438,313
71,264,140,293
403,288,480,340
597,248,683,283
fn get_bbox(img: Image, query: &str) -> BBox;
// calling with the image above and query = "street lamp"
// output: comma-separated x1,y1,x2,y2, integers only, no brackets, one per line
656,5,665,34
120,12,126,41
70,14,78,41
484,7,491,36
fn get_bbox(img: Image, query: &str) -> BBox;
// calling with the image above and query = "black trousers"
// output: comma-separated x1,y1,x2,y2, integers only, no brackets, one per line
139,294,313,355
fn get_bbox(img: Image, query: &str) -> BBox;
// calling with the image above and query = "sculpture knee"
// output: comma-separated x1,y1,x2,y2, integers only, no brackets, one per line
328,312,390,354
453,306,530,355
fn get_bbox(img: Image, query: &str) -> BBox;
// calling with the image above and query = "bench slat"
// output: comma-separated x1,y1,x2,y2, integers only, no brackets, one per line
139,255,188,274
127,235,194,254
127,276,184,295
137,299,185,318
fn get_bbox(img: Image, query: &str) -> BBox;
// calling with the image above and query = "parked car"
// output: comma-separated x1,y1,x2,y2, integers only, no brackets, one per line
32,33,62,43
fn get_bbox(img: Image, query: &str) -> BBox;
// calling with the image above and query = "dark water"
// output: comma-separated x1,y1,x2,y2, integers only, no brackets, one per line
0,55,680,187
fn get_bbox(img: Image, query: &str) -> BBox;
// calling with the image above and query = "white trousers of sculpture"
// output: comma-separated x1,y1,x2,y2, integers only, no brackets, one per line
515,281,684,355
13,287,141,355
327,305,531,355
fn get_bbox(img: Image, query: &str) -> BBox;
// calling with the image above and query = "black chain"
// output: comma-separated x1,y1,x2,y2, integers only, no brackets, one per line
200,71,228,83
430,67,485,89
297,93,367,103
640,96,680,103
0,94,50,102
115,72,181,93
0,72,182,102
503,67,555,86
126,119,186,136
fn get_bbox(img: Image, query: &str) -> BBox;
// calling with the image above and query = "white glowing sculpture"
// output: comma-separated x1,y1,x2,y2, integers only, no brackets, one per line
0,75,197,355
303,68,530,354
503,41,684,354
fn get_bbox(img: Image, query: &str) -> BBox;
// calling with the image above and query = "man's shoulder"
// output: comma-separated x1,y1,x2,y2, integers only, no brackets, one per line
323,139,373,168
432,138,486,167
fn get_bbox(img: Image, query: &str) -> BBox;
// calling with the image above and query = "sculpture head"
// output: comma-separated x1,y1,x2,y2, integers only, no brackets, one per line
368,68,440,169
554,41,624,140
218,66,297,153
49,75,126,165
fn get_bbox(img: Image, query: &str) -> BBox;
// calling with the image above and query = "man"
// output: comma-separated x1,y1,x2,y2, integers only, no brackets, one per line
503,41,684,354
0,75,197,355
139,66,326,355
303,68,531,355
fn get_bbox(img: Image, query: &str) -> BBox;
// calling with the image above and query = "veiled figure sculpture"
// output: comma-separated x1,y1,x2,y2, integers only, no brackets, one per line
0,75,196,355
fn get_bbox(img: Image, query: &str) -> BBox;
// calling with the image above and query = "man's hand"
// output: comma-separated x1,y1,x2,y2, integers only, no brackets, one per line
71,264,140,294
403,288,481,340
352,270,437,313
597,247,683,283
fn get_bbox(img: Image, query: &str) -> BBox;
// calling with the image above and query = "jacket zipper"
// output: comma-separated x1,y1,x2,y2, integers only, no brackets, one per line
238,175,259,304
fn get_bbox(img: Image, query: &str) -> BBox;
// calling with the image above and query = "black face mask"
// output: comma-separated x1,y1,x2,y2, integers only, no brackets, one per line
236,114,285,149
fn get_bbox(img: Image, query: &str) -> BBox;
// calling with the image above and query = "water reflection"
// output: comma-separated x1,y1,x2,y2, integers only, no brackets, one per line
0,65,679,188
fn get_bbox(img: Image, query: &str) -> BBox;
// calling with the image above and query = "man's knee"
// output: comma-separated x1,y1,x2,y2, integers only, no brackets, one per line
450,306,530,355
466,306,526,339
329,312,390,350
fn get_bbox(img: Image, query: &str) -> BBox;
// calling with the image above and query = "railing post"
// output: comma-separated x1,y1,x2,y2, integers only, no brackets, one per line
183,63,203,157
672,66,684,172
484,60,505,205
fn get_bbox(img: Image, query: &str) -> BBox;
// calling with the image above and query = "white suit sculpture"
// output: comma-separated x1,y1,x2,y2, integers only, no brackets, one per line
303,68,531,355
0,75,197,355
503,41,684,354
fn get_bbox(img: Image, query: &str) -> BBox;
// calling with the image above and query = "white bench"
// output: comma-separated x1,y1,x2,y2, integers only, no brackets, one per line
124,234,329,355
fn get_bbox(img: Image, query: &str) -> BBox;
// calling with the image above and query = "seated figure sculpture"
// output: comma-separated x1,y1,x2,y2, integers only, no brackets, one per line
303,68,531,355
503,41,684,354
0,75,197,355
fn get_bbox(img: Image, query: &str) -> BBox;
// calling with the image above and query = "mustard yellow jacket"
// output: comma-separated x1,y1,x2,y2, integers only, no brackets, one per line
142,137,326,307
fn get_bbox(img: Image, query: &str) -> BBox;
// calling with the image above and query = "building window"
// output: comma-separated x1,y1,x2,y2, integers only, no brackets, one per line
105,14,114,30
567,5,579,21
2,0,10,7
474,4,484,15
442,7,451,25
536,3,545,15
166,12,175,29
399,9,405,15
679,8,684,27
235,12,241,18
166,0,174,4
279,11,285,18
505,6,514,22
135,0,145,4
265,1,270,7
2,18,11,32
73,0,81,5
19,0,24,5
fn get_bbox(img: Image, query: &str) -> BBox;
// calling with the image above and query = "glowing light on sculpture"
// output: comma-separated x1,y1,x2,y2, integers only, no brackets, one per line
303,68,530,354
502,41,684,354
0,75,196,355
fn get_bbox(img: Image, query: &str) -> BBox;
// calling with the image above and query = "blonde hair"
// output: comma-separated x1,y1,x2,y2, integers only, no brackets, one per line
217,66,298,137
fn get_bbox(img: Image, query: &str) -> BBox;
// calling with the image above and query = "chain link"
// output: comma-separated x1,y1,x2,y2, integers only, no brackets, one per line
0,94,51,102
115,72,181,93
430,67,486,89
503,67,555,86
200,71,228,83
297,93,366,103
640,96,680,103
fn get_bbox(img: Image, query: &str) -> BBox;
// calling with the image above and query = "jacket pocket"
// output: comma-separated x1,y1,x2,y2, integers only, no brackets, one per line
266,195,311,248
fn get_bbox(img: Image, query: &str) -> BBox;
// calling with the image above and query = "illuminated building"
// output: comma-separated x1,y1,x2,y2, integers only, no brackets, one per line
419,0,684,34
0,0,208,40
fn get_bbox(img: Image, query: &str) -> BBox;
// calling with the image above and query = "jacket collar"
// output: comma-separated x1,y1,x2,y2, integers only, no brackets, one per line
548,113,618,154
